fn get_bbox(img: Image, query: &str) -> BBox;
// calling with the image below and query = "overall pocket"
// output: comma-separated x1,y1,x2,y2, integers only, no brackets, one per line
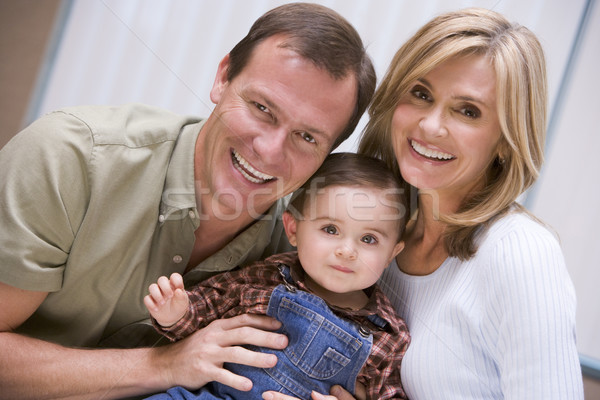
276,295,364,380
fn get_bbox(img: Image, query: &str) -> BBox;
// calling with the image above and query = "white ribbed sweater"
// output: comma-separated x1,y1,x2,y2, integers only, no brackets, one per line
379,212,583,399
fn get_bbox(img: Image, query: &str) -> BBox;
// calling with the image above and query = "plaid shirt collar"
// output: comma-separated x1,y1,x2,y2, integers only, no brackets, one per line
264,252,399,332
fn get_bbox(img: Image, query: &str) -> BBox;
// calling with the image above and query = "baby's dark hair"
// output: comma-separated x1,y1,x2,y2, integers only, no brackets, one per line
288,152,408,238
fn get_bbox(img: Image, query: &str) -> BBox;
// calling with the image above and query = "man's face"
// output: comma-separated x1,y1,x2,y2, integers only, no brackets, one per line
196,35,357,219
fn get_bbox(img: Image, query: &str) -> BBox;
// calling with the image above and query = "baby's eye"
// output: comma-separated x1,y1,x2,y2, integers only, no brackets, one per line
322,225,338,235
361,234,378,244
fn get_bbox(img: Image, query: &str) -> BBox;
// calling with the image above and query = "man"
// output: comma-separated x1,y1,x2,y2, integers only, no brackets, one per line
0,3,375,399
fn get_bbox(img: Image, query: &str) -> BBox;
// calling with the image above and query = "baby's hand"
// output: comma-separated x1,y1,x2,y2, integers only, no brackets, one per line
144,273,189,328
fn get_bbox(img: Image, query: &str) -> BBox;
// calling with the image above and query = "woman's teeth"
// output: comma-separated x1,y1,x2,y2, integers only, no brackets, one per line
411,140,455,160
232,150,275,184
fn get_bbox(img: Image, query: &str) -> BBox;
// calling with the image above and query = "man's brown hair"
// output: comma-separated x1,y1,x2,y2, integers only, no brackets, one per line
227,3,376,149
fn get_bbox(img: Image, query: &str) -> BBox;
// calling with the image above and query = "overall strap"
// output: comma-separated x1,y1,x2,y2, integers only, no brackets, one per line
276,263,297,292
366,313,389,330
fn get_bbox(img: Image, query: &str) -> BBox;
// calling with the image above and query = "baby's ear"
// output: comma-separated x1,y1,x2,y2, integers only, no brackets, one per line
282,211,299,247
391,241,405,260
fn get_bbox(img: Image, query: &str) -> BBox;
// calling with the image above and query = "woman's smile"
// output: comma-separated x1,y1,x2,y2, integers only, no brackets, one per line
409,139,455,162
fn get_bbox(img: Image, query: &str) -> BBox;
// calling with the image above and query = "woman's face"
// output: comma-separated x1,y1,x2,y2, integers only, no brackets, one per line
391,54,502,206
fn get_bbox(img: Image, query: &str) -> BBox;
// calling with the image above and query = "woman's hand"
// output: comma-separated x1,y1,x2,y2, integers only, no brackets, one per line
262,385,357,400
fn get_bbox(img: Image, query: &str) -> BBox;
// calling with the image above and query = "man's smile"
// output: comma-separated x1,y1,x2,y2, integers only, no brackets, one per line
231,149,276,184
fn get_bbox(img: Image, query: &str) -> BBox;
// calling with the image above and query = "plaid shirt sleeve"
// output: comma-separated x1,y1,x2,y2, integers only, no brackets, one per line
153,259,280,341
357,286,410,400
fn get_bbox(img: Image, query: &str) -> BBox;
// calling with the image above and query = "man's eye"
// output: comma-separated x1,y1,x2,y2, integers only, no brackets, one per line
254,102,269,113
361,235,378,244
300,132,316,144
322,225,338,235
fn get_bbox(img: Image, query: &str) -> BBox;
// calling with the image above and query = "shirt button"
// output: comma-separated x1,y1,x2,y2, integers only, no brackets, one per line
172,255,183,264
158,215,165,223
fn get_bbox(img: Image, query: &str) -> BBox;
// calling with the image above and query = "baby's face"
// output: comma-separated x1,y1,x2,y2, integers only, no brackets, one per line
289,185,404,295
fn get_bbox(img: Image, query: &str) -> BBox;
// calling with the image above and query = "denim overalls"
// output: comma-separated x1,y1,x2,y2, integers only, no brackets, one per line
147,264,378,400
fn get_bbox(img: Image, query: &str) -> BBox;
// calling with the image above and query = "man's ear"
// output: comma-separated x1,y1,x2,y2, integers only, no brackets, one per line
390,241,405,262
282,211,298,247
210,53,230,105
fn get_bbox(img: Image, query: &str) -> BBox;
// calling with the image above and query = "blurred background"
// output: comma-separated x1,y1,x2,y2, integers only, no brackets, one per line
1,0,598,396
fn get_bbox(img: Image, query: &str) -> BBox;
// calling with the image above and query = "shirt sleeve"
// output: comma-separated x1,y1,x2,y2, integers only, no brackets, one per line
0,111,92,292
153,262,276,341
485,223,583,399
360,327,409,400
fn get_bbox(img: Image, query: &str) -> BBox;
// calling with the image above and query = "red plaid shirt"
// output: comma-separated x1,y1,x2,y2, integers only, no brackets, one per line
155,252,410,399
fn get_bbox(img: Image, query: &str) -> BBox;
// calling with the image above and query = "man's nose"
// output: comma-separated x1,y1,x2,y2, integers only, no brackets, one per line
253,127,287,165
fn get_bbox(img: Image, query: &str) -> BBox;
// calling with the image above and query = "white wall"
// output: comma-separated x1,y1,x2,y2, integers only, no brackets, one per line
528,0,600,365
35,0,585,153
33,0,598,363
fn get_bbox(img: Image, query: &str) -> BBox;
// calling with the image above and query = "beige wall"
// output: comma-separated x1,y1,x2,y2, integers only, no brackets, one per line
0,0,61,149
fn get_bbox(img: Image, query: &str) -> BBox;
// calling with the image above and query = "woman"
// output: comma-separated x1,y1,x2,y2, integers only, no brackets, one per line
265,7,583,400
358,7,583,400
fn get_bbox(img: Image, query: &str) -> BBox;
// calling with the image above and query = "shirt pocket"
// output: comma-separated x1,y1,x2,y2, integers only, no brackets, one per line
276,296,364,380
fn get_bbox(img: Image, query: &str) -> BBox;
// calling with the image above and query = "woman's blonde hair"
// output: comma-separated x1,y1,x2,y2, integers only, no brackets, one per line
359,7,548,260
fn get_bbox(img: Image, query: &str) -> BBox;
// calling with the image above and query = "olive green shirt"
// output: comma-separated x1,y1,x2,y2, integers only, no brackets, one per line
0,104,289,348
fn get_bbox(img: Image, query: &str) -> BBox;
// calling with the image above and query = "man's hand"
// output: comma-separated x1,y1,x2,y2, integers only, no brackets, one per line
144,273,189,327
261,391,338,400
153,313,289,392
0,278,289,399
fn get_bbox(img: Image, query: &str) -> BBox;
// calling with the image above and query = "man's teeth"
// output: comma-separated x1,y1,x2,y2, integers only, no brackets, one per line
411,140,454,160
232,150,275,183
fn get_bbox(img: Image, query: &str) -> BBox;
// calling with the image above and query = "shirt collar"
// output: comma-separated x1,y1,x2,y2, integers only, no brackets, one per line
183,199,287,285
160,119,205,222
266,252,394,327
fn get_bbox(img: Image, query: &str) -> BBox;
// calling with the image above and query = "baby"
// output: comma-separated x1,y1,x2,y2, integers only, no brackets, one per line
144,153,410,400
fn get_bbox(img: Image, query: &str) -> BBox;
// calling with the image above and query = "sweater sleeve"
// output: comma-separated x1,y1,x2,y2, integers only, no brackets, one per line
482,221,583,399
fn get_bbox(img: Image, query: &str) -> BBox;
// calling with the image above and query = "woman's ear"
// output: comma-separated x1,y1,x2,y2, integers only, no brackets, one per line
282,211,299,247
495,138,510,164
210,53,231,105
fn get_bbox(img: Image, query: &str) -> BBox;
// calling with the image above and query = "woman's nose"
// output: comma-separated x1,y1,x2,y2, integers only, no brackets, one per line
419,108,448,137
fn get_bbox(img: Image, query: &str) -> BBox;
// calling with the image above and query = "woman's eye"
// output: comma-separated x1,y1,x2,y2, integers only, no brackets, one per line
460,106,481,119
412,86,431,102
300,132,316,144
361,235,378,244
322,225,338,235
